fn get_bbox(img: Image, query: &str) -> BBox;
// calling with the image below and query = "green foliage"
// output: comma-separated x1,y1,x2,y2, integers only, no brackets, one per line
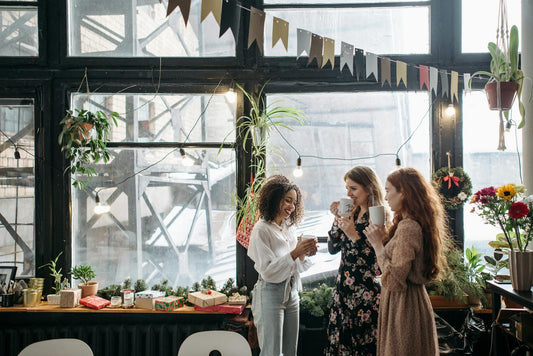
191,282,201,292
71,264,95,285
123,278,132,290
133,279,147,292
39,252,65,293
299,284,334,318
200,276,217,290
97,283,122,300
426,246,468,302
58,108,119,190
151,279,174,297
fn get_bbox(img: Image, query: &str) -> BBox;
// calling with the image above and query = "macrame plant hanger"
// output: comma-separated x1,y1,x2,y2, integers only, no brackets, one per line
496,0,510,150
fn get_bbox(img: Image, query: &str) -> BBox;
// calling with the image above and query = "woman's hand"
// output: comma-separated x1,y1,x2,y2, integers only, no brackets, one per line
337,215,360,242
291,235,318,260
330,201,340,218
363,224,387,254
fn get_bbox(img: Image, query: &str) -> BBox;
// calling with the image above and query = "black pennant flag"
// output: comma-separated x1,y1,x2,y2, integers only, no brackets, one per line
355,48,365,81
220,0,241,41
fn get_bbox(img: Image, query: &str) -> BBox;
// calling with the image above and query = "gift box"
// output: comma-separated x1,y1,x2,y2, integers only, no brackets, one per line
154,296,180,312
80,295,111,310
188,290,227,308
135,290,165,310
194,302,245,315
175,296,185,308
60,288,82,308
228,293,248,305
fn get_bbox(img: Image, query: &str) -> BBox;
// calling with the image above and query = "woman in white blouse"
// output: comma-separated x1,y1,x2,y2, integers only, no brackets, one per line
248,175,318,356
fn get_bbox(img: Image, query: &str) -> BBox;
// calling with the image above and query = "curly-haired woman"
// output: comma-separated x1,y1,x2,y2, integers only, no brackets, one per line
248,174,318,356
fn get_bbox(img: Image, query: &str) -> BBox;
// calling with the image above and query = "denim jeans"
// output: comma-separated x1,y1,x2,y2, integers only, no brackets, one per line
252,278,300,356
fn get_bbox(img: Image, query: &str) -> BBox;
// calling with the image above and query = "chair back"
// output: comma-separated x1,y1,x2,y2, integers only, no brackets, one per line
178,330,251,356
18,338,93,356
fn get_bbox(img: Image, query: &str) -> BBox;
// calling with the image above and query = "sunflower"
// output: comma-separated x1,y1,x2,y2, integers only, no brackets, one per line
496,184,516,201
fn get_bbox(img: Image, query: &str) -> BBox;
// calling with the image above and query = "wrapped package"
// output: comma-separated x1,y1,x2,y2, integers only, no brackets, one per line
188,289,227,308
228,293,248,305
60,288,82,308
80,295,111,310
134,290,165,310
194,302,245,315
154,296,181,312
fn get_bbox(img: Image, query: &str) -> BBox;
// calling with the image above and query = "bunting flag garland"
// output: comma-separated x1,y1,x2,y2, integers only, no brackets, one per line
440,70,449,98
322,37,335,69
419,65,429,90
430,67,438,95
166,0,191,25
380,57,391,87
297,29,312,58
355,49,365,81
463,73,472,93
396,61,407,88
308,33,323,68
272,17,289,51
219,0,241,41
451,71,459,103
248,7,265,54
366,52,378,82
201,0,222,26
340,42,354,75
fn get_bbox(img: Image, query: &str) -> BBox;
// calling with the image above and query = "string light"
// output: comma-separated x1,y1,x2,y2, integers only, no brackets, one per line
180,148,194,167
94,191,110,214
505,120,513,132
395,156,402,168
225,86,236,103
445,104,455,117
293,157,303,177
14,147,20,160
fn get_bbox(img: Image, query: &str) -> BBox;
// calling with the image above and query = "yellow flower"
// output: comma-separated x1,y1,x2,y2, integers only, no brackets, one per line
496,184,516,201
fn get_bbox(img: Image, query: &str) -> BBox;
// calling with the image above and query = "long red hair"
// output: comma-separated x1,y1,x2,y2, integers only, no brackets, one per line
387,167,448,281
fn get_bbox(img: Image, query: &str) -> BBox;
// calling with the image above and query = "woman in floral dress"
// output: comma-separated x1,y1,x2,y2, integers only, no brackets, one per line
324,166,389,356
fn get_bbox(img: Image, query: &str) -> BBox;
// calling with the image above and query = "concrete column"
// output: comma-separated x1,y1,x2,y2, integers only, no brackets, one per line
522,0,533,193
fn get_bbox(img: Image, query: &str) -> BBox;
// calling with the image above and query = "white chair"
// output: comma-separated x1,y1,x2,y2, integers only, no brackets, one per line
178,330,252,356
18,338,93,356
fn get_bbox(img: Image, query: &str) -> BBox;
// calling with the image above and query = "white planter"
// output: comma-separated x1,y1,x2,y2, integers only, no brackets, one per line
47,294,61,305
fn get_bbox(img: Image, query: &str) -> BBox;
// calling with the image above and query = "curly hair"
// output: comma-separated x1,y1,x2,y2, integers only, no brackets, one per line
257,174,304,226
386,167,449,281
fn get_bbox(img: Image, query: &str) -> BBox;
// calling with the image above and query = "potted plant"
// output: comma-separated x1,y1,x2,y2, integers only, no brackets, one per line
39,252,69,304
58,108,119,190
469,25,529,129
462,246,489,307
299,283,333,328
71,264,98,298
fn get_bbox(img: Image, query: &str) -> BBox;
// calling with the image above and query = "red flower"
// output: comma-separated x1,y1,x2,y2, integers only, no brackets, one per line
509,202,530,219
473,186,496,203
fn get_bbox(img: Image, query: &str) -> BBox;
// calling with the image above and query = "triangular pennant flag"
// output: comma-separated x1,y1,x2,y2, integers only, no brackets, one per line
464,73,471,93
220,0,241,41
272,17,289,51
201,0,222,26
440,70,449,98
396,61,407,87
450,71,459,103
419,65,429,90
340,42,354,75
381,57,391,87
248,7,265,54
430,67,438,95
297,29,312,58
166,0,191,25
322,37,335,69
366,52,378,82
355,48,365,81
308,33,323,68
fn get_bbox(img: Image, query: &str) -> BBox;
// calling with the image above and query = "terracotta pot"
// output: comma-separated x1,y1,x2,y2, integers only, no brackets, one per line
66,119,93,142
78,282,99,298
485,81,518,110
509,250,533,292
429,295,469,309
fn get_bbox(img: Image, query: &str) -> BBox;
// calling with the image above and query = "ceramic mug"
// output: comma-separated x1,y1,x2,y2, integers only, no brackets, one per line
338,198,354,215
369,206,385,225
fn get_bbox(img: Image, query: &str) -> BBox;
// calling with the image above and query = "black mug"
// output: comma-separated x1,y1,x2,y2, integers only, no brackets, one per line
1,293,14,307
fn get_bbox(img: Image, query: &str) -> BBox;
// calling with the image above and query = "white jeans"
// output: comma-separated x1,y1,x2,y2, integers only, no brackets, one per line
252,278,300,356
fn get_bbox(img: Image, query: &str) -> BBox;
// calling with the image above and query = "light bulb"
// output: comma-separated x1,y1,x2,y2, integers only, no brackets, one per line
225,87,236,103
293,157,303,177
395,157,402,168
445,104,455,117
94,192,110,214
180,148,194,167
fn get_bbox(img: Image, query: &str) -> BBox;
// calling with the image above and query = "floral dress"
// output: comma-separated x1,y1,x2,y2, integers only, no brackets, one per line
324,212,381,356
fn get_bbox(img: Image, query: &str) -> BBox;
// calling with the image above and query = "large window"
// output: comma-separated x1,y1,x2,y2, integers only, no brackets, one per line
266,91,431,286
70,92,236,288
0,98,34,277
0,4,38,57
68,0,234,57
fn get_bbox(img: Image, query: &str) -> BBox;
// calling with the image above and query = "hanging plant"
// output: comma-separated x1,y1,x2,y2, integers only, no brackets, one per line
432,166,472,210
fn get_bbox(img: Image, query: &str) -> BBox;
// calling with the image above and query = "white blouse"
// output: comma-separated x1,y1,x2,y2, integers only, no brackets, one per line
248,218,313,301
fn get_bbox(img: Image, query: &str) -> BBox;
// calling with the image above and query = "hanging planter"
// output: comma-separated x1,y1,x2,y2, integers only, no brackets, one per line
485,81,518,111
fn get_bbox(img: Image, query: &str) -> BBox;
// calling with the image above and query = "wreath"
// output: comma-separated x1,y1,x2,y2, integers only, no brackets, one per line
432,167,472,210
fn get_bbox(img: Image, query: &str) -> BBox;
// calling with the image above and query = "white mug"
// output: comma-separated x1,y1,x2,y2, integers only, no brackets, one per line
369,206,385,225
301,234,316,241
338,198,354,215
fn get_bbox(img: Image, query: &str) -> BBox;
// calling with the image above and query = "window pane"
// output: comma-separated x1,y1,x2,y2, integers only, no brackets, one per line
462,0,521,53
266,92,430,286
0,99,35,277
266,0,425,3
71,93,236,143
463,91,522,257
72,147,236,288
265,6,429,56
0,6,38,57
68,0,234,57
